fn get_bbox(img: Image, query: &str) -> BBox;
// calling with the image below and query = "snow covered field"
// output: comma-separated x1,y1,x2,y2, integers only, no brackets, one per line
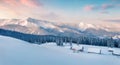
0,35,120,65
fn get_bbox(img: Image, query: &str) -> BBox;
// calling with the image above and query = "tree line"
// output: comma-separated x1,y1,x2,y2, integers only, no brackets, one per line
0,28,120,48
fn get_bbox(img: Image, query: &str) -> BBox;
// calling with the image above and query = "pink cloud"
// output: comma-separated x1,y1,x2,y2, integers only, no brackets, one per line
84,5,95,11
20,0,42,8
1,0,19,6
1,0,42,8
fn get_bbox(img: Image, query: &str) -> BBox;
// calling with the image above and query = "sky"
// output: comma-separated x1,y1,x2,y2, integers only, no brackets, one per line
0,0,120,25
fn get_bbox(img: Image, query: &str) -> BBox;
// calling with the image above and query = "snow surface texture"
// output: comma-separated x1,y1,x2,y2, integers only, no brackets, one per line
0,35,120,65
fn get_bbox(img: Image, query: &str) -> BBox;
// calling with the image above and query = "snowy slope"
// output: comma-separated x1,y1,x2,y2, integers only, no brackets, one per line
78,22,110,31
0,36,120,65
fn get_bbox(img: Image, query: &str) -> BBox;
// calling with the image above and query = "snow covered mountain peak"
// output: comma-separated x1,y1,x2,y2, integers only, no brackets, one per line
78,22,112,32
79,22,96,31
0,18,28,26
0,18,120,37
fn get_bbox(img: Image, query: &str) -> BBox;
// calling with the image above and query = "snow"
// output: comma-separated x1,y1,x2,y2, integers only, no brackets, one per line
78,22,116,32
108,48,114,51
113,51,120,55
108,48,120,55
87,48,101,54
0,35,120,65
113,35,120,39
113,49,120,55
72,45,84,50
41,23,56,29
108,48,114,52
79,22,96,31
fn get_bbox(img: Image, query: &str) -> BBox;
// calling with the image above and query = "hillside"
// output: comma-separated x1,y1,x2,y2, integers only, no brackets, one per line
0,35,120,65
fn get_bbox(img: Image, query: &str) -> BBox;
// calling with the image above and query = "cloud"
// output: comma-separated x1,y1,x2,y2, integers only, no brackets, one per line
104,19,120,23
84,5,96,11
101,4,114,10
83,4,117,13
0,0,42,8
100,11,109,14
0,0,45,19
117,4,120,6
20,0,42,8
0,5,7,9
1,0,19,6
41,12,60,20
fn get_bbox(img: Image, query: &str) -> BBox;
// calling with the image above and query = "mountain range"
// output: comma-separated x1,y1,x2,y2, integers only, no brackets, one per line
0,17,120,38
